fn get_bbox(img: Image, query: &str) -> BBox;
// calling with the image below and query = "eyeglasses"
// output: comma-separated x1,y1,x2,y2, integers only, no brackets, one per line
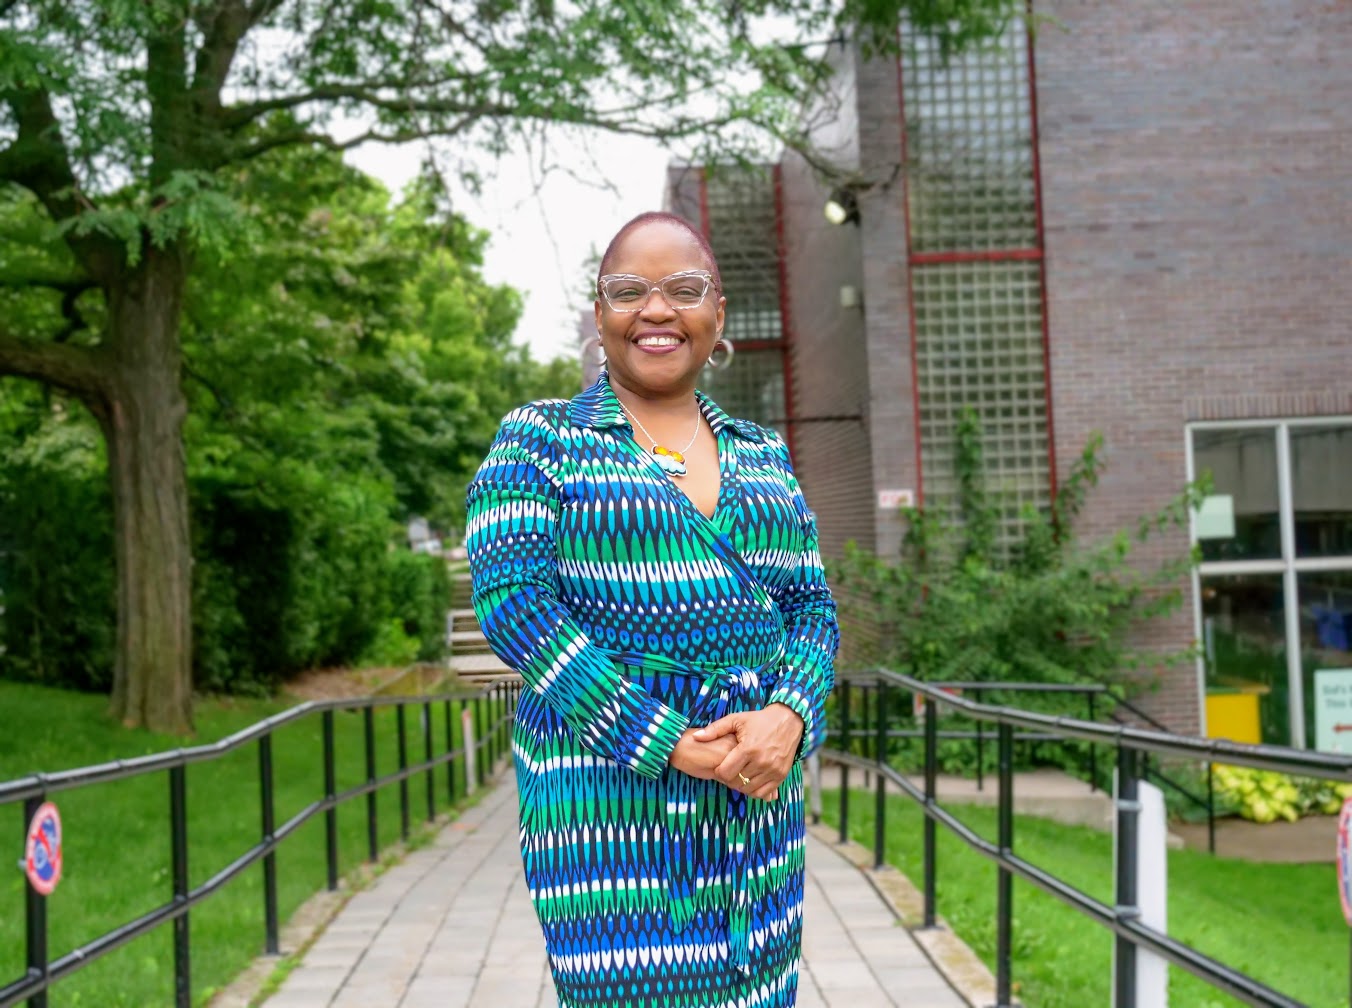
597,270,716,312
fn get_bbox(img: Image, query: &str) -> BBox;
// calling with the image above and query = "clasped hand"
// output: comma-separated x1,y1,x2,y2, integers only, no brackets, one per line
668,704,803,802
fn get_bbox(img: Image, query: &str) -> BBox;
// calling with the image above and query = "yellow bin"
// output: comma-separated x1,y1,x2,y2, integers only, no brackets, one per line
1205,691,1262,745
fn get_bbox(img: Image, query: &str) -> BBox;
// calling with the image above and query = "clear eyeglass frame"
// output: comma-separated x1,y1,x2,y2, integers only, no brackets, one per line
597,270,716,312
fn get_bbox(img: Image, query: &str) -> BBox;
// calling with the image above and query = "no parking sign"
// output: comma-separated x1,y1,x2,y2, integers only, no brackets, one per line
1338,797,1352,926
24,801,63,896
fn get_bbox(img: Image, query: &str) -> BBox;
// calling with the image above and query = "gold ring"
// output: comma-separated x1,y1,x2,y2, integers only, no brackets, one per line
738,773,752,785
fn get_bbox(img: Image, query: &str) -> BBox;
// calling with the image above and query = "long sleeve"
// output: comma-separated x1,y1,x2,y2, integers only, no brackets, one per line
763,436,839,759
465,406,690,778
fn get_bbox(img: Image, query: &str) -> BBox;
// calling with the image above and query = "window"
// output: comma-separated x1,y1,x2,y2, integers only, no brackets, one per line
901,19,1051,546
1190,420,1352,749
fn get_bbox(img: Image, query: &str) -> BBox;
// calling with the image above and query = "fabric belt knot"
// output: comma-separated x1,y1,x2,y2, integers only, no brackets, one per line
605,647,785,974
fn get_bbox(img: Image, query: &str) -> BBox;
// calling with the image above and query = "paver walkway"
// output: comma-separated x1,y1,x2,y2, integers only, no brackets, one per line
260,773,967,1008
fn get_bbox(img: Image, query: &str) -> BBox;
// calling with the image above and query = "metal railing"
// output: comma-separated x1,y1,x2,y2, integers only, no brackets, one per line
2,679,520,1008
821,669,1352,1008
835,677,1222,852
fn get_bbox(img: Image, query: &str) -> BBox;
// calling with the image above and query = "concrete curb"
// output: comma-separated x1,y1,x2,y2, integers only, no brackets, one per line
806,820,1021,1008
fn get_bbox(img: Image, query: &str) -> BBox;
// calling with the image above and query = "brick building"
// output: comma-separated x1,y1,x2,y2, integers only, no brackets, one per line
656,2,1352,743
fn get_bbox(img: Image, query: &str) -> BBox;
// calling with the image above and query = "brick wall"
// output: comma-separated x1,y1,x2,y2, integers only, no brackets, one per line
1035,0,1352,730
778,46,876,563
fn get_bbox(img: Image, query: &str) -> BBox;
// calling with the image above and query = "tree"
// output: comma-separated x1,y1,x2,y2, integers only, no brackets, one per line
0,0,1018,732
2,143,576,693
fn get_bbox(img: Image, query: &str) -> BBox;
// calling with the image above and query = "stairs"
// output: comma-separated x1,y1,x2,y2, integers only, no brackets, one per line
447,573,515,685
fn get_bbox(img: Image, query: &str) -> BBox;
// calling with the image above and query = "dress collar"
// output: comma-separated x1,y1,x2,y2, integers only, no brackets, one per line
568,371,763,443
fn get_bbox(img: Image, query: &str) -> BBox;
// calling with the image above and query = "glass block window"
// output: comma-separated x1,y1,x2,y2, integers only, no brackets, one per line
901,15,1050,547
699,348,786,438
912,261,1049,541
903,24,1038,253
703,168,785,345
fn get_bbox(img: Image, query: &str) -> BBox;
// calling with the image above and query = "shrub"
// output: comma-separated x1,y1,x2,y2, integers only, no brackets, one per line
832,410,1203,691
1211,764,1352,823
828,411,1204,774
0,425,116,690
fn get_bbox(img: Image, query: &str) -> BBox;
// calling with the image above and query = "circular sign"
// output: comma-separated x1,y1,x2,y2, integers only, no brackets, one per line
24,801,63,896
1338,796,1352,927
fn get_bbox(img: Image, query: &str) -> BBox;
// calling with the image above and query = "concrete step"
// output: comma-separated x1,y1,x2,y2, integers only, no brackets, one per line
449,639,494,656
450,574,473,610
448,653,512,675
449,608,480,634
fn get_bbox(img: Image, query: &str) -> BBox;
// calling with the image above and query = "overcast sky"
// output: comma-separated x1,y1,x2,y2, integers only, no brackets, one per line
347,132,673,363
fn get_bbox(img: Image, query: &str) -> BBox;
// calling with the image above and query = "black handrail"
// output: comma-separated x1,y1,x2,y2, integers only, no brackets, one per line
838,677,1230,849
823,669,1350,1008
2,679,520,1008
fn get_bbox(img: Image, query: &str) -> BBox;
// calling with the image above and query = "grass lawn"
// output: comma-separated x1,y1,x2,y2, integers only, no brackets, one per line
823,788,1344,1008
0,680,501,1007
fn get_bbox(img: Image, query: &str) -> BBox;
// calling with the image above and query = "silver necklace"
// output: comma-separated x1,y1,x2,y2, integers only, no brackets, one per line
619,400,702,477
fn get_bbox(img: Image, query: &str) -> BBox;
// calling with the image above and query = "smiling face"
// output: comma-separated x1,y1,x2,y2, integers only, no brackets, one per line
594,220,725,402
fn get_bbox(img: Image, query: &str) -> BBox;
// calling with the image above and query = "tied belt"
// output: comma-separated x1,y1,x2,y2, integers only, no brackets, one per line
605,647,785,975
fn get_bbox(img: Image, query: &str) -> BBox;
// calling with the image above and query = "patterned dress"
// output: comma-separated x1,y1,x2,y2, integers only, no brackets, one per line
466,375,838,1008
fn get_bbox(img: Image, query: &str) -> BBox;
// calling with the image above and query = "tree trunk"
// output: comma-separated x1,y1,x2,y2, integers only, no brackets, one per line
102,249,194,734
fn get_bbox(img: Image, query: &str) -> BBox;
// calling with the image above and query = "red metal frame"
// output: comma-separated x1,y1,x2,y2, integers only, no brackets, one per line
772,163,798,461
697,165,795,452
697,168,711,240
1025,0,1059,499
895,46,926,508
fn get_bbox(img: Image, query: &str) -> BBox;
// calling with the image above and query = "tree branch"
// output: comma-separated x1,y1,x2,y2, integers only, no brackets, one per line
218,74,479,131
0,331,107,399
0,274,95,297
0,88,124,283
191,0,255,111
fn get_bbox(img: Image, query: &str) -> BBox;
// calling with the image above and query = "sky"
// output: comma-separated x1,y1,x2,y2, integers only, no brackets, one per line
347,132,674,363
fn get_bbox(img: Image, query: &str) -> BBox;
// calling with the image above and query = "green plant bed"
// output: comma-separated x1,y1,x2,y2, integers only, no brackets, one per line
0,681,490,1007
822,788,1344,1007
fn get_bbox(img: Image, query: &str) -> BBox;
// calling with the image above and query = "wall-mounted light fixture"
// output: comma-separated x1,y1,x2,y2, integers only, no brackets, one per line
823,186,860,226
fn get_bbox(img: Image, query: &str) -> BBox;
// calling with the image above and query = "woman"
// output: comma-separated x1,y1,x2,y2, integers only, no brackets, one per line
466,211,838,1008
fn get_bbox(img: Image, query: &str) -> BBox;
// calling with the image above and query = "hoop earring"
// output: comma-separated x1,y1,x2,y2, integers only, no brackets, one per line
706,337,734,371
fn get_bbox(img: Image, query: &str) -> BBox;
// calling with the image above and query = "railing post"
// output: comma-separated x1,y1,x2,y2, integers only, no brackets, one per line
322,710,338,891
24,795,49,1008
976,721,985,792
424,701,435,823
861,685,872,790
1114,744,1141,1008
169,766,191,1008
1088,693,1099,792
498,685,507,766
873,681,887,870
445,699,457,805
1206,761,1216,855
490,685,500,769
397,704,410,842
258,735,279,955
364,706,378,863
838,679,851,846
996,722,1015,1007
923,694,938,929
474,695,485,788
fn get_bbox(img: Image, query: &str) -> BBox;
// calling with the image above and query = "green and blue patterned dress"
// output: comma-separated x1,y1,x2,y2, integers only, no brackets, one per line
466,374,838,1008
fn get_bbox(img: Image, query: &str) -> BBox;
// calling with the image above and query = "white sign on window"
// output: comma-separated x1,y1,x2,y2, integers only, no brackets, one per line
1194,494,1236,540
877,488,914,509
1315,668,1352,754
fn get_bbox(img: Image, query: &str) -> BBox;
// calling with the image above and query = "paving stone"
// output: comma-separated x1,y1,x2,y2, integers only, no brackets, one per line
258,772,971,1008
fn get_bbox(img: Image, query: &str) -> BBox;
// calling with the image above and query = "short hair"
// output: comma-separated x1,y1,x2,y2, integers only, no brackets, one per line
596,211,722,293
